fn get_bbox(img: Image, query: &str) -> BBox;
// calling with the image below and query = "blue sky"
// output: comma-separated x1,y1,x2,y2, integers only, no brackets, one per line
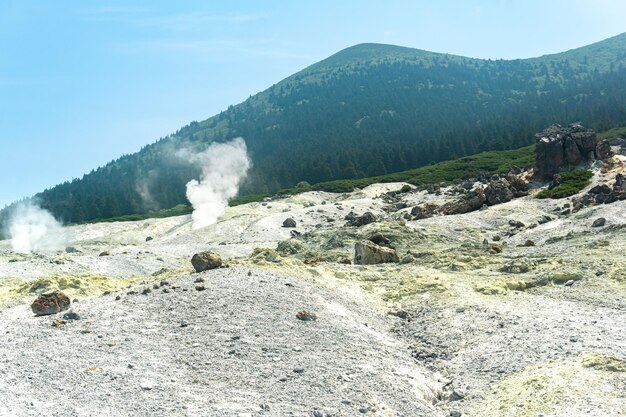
0,0,625,208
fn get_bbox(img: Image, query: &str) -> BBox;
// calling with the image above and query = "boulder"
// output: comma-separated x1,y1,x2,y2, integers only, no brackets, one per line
410,203,438,219
282,218,297,228
346,212,377,227
591,218,606,228
485,179,514,205
596,141,613,160
191,251,222,272
354,240,399,265
31,291,71,316
442,189,486,215
534,123,597,179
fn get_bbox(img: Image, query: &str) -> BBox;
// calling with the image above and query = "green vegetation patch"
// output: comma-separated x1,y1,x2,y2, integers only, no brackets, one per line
598,125,626,142
84,204,192,224
536,169,593,199
228,145,534,203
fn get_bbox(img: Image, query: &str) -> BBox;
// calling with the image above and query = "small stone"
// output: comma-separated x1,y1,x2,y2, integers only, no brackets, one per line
293,367,305,374
115,295,121,301
564,280,575,287
195,285,206,291
194,277,205,283
591,217,606,227
141,287,152,295
296,310,317,321
99,251,110,257
449,390,465,401
139,380,153,391
388,309,409,319
282,218,297,228
450,412,462,417
62,311,81,321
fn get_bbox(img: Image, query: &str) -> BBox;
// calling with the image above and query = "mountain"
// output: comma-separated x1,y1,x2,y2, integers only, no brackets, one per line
8,33,626,223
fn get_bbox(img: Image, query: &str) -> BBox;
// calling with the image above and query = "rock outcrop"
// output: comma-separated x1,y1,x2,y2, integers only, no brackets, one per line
354,240,399,265
442,189,486,215
31,291,71,316
572,174,626,211
191,251,222,272
485,179,514,205
534,123,598,179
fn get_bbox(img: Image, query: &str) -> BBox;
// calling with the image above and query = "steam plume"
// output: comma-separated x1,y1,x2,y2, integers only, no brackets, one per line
184,138,251,229
135,169,160,210
6,202,66,253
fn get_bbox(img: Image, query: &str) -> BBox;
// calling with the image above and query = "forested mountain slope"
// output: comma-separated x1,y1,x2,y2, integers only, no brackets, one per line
9,33,626,223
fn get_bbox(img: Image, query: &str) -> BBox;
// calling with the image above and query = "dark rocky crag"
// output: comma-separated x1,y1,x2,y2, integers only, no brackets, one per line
534,123,600,179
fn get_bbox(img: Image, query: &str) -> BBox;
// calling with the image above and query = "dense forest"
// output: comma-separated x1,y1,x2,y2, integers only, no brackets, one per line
3,33,626,223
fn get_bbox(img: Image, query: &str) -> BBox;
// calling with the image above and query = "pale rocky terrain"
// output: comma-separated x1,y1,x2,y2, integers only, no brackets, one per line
1,143,625,416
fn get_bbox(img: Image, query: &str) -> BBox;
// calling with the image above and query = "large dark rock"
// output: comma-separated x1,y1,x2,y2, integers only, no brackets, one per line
410,203,439,219
442,189,486,215
534,123,597,179
485,179,514,205
191,251,222,272
31,291,71,316
346,212,377,227
282,218,297,228
596,141,613,160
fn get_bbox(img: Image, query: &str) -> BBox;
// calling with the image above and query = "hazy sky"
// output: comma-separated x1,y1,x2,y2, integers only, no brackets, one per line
0,0,624,208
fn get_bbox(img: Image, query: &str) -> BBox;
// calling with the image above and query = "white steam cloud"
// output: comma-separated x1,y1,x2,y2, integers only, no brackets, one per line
183,138,251,230
135,169,160,210
6,202,66,253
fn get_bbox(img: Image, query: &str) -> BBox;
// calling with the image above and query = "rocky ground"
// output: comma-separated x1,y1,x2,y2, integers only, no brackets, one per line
1,142,625,416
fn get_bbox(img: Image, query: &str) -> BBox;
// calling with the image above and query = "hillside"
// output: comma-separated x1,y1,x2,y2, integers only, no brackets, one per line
8,33,626,223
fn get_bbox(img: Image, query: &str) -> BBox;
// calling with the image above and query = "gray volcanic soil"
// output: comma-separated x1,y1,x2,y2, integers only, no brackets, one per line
0,267,441,417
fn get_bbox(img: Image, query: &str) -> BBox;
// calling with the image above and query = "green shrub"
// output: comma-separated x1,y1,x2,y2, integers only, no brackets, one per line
536,169,593,199
228,194,270,206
